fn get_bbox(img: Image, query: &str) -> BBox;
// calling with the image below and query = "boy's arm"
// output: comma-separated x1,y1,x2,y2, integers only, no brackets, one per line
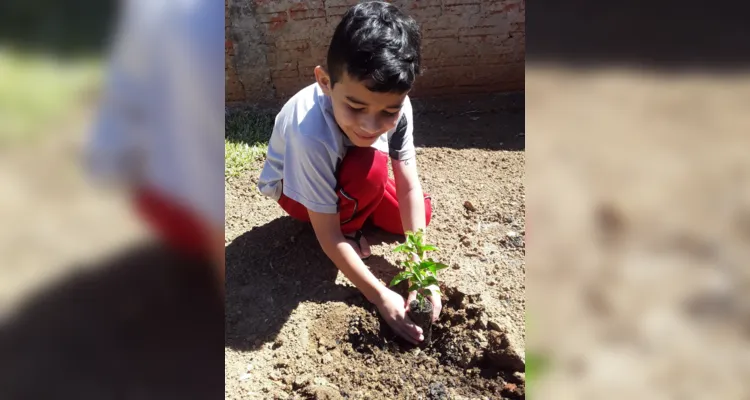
392,157,426,234
308,210,423,344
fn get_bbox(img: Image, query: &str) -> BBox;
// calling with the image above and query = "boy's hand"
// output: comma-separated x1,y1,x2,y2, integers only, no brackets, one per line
406,286,442,322
375,288,424,344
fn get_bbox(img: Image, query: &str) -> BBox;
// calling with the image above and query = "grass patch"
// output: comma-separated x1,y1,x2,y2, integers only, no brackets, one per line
225,109,275,178
0,49,102,146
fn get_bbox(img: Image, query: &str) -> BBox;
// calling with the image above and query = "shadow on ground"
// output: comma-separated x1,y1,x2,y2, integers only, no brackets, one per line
411,91,525,151
528,0,750,69
0,242,223,399
225,217,413,353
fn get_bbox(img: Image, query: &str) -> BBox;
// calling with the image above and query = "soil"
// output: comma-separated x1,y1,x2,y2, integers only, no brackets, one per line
225,92,526,399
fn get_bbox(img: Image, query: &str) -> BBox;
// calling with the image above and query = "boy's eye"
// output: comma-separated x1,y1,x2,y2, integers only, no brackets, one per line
382,110,398,116
348,104,365,112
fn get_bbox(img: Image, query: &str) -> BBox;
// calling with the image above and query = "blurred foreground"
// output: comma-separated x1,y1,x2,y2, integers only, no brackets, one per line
526,65,750,398
0,0,224,398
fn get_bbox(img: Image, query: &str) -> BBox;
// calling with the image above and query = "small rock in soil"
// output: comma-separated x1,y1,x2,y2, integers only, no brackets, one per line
317,345,326,354
476,312,489,329
464,201,477,212
321,353,334,364
488,320,503,332
274,361,288,369
293,374,312,389
427,382,449,400
473,331,487,344
319,337,336,350
272,390,290,400
301,385,343,400
269,371,282,381
513,371,526,383
502,382,523,398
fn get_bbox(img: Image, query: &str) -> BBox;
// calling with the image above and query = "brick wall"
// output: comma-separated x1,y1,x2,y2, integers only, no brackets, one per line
226,0,525,104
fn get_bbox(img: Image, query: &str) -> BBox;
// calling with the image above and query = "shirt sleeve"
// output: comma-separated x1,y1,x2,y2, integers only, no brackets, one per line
282,133,340,214
388,97,416,161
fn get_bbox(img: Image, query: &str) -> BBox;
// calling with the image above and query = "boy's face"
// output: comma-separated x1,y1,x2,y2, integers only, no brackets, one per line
315,66,407,147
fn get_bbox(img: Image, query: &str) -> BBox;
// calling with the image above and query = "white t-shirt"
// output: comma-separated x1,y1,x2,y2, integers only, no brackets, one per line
257,83,416,214
86,0,225,227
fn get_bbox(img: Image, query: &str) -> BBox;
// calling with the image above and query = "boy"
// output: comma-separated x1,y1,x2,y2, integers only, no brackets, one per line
258,1,440,344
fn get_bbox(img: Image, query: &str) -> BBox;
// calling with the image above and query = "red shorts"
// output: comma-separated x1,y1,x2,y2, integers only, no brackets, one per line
133,186,214,257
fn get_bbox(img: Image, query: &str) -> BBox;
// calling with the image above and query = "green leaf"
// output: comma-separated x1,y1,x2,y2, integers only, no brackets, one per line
433,263,449,272
423,276,438,287
389,271,411,287
407,283,420,292
406,232,415,246
393,243,409,253
411,265,421,279
416,292,424,304
422,245,438,252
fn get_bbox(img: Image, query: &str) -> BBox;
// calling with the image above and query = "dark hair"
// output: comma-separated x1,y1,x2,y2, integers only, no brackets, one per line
327,1,421,93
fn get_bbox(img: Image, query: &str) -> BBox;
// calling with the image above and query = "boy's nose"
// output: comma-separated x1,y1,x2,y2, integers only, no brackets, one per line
359,116,380,134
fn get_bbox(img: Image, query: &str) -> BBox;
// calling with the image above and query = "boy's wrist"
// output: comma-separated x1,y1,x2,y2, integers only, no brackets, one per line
366,281,388,305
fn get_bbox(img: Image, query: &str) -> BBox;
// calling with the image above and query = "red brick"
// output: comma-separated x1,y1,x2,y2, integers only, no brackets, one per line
290,8,326,20
443,0,481,5
324,0,360,7
459,24,509,37
458,34,515,48
420,13,483,34
422,27,460,39
256,11,288,23
271,62,300,79
271,39,311,51
408,6,442,22
298,60,322,77
266,44,312,67
405,0,443,8
484,0,523,14
325,5,350,19
274,77,312,98
443,4,481,15
265,18,327,42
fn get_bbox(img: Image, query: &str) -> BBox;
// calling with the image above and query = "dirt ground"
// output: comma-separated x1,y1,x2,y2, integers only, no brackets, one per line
225,92,526,399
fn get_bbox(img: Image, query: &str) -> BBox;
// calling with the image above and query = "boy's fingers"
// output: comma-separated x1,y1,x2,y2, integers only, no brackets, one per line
403,316,423,338
397,327,419,344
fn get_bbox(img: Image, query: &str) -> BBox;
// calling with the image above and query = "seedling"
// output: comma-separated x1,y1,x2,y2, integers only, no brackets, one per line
389,229,449,345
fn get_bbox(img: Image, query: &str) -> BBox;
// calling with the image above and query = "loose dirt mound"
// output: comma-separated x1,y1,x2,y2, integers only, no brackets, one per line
236,287,525,400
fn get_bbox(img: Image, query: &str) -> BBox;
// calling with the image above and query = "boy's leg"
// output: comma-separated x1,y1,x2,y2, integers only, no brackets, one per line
369,177,433,235
336,147,389,233
277,146,388,232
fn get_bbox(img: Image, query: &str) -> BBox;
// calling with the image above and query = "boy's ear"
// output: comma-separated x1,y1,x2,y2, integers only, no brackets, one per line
314,66,332,95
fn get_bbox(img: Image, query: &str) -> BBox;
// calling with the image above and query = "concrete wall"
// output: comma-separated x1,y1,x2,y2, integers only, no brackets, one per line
226,0,525,105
